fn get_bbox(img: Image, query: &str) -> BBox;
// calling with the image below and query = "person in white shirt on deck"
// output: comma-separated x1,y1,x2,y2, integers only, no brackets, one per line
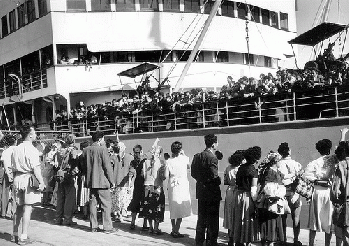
277,142,303,246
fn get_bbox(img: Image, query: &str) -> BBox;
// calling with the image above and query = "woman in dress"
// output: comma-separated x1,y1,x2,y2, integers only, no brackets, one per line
223,150,245,245
231,146,261,246
304,139,337,246
258,151,286,246
165,141,192,238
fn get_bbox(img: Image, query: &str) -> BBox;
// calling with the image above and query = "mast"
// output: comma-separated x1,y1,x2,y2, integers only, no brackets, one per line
173,0,222,92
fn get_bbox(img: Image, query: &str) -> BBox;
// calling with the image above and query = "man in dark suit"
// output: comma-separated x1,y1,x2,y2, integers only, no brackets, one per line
191,134,221,246
82,131,116,233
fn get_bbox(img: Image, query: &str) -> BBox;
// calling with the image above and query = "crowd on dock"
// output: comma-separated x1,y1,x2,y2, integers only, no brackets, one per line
1,126,349,245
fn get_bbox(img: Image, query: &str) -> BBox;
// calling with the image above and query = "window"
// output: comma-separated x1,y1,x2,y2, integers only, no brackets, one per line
221,1,234,18
161,50,172,62
140,0,159,11
9,10,16,33
38,0,48,17
244,53,254,65
177,51,190,61
237,2,247,20
195,51,204,62
280,12,288,30
163,0,180,11
270,11,278,28
184,0,200,13
261,8,269,25
115,52,134,62
1,16,8,38
215,51,228,62
26,0,36,24
135,51,161,62
41,45,54,68
17,4,26,28
250,6,260,23
264,56,272,67
67,0,86,11
204,0,214,14
115,0,135,11
91,0,111,11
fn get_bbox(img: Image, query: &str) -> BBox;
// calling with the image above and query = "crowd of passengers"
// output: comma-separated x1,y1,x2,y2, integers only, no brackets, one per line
54,64,349,126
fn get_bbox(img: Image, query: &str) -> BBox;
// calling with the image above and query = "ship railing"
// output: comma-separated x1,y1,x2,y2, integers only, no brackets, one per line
40,86,349,135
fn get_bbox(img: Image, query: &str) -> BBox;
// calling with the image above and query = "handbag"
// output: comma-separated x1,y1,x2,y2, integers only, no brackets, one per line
292,174,314,200
29,173,40,190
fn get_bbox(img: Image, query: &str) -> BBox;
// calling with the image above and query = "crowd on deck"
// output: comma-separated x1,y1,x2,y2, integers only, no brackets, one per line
54,64,349,125
1,125,349,245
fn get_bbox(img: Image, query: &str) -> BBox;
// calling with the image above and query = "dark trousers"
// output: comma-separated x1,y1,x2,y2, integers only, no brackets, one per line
195,199,220,246
90,188,112,231
56,182,76,222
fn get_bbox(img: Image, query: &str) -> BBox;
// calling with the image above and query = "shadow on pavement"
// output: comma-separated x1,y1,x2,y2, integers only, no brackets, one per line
0,232,12,243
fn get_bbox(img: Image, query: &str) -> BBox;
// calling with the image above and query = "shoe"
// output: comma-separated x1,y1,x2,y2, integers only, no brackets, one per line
54,219,63,225
141,226,150,231
62,221,77,226
152,229,163,235
11,235,18,244
104,228,118,234
129,224,136,230
91,228,103,233
171,232,184,238
294,241,302,246
18,237,34,245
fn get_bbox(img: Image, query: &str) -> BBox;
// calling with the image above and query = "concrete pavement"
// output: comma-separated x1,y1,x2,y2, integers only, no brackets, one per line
0,203,337,246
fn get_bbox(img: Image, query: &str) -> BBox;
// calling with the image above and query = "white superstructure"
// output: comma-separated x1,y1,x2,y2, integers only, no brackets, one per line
0,0,297,126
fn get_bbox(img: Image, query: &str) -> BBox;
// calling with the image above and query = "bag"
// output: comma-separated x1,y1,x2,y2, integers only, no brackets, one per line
292,174,314,200
29,173,40,190
191,153,201,180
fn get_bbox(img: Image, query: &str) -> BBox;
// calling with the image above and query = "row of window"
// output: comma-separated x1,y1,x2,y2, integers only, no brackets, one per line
1,0,47,38
0,0,289,40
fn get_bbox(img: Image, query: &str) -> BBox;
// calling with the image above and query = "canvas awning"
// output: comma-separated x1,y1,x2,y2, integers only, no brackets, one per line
289,22,347,46
117,63,160,78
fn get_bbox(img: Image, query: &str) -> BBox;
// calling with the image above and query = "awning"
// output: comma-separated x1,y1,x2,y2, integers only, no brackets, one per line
117,63,160,78
289,22,347,46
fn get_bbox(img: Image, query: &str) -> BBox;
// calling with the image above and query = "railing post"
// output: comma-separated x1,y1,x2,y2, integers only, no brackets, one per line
202,104,206,128
293,92,297,120
258,97,262,123
174,113,177,130
335,87,339,117
225,100,229,126
151,114,154,132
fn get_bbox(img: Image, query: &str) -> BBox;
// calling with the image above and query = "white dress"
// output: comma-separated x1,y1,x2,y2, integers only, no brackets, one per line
166,155,192,219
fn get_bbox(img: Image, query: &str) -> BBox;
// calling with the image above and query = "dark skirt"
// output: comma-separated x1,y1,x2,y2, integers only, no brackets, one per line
127,177,144,213
139,185,165,222
258,208,284,242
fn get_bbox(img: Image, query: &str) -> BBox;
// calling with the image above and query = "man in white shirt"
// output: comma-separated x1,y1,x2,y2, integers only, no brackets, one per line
12,125,45,245
277,142,303,246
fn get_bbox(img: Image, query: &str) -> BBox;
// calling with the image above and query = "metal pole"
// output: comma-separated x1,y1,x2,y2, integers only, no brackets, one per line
293,92,297,120
258,97,262,123
335,86,339,117
173,0,222,92
225,100,229,126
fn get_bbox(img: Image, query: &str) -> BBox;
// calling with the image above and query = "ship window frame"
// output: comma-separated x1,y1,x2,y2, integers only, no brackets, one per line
163,0,180,12
221,0,234,18
204,0,215,15
66,0,87,11
280,12,288,31
9,10,16,33
261,8,270,25
184,0,200,13
115,0,136,11
38,0,48,17
270,11,279,29
237,2,247,20
139,0,159,11
244,53,254,65
91,0,112,12
215,51,229,63
26,0,37,24
264,56,272,67
1,15,9,38
17,3,26,28
250,5,260,23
